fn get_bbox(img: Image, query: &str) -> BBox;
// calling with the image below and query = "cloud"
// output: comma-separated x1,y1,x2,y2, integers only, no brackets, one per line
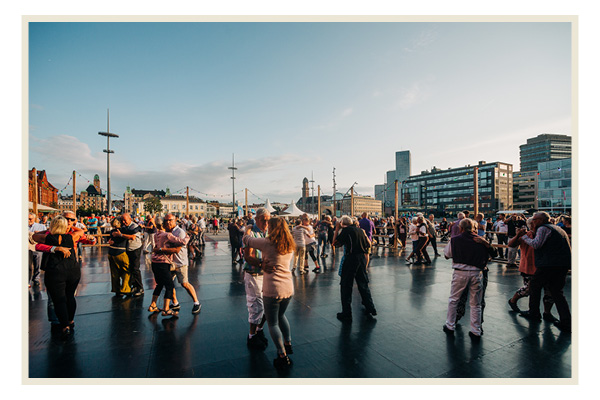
403,29,437,53
29,134,311,203
30,104,44,110
396,82,426,109
312,107,354,130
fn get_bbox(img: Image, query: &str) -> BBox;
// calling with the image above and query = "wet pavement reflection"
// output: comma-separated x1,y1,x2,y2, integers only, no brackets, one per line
28,239,572,379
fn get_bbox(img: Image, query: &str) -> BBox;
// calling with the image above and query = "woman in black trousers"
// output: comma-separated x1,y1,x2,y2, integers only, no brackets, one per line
42,216,85,339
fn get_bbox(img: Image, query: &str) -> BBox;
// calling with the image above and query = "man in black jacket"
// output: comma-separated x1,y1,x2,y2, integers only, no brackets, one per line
517,211,572,332
333,216,376,322
443,218,497,340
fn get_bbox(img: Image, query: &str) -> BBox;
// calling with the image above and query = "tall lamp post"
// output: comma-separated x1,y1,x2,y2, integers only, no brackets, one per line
98,109,119,215
229,154,237,213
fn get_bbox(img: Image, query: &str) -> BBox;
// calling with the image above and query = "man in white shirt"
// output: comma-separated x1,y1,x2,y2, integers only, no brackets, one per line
493,214,508,259
163,214,201,314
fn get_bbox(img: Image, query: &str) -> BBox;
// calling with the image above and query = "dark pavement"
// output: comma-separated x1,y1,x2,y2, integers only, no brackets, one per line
27,236,572,380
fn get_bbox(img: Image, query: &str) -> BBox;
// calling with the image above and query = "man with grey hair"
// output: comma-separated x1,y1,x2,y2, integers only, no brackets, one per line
443,218,497,340
243,207,271,349
516,211,572,332
448,212,465,238
333,215,376,322
114,213,144,296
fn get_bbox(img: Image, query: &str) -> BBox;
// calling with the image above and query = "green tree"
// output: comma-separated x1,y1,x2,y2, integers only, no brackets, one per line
144,196,163,215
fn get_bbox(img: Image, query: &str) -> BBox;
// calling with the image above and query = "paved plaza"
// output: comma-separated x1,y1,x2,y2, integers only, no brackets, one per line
27,234,572,380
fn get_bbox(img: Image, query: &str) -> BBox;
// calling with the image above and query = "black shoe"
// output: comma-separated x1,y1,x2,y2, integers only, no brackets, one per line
442,324,454,335
132,288,144,297
543,312,560,323
192,303,202,314
519,310,542,322
508,299,520,312
247,334,267,350
284,343,293,355
336,312,352,322
469,331,481,341
170,302,181,311
61,327,73,340
312,268,321,273
273,355,293,370
255,329,269,346
364,308,377,317
553,320,571,333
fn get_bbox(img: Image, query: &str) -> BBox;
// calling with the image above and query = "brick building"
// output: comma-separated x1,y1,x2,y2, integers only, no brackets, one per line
28,169,58,207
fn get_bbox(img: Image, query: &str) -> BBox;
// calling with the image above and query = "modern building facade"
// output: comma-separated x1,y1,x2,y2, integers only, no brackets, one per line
384,170,397,208
536,158,571,213
395,150,411,182
519,134,571,172
401,161,513,216
339,195,383,218
512,170,538,211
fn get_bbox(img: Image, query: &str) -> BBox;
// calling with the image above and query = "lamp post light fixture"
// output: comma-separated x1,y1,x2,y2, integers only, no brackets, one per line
98,109,119,216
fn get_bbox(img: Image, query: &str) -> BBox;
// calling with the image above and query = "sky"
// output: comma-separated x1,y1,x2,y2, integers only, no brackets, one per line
28,21,572,205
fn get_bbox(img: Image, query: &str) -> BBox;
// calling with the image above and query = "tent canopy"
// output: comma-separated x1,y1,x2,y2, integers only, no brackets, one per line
280,201,306,217
28,202,59,213
263,198,276,213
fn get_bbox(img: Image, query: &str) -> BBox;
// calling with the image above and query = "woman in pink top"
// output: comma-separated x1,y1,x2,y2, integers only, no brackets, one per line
147,216,188,317
507,218,557,321
242,216,296,372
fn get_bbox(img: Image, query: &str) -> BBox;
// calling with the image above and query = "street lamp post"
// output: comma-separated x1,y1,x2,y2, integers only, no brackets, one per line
98,109,119,216
229,154,237,213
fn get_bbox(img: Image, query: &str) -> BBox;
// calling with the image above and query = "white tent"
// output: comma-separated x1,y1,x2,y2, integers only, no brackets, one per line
28,202,59,213
280,201,307,217
263,198,276,214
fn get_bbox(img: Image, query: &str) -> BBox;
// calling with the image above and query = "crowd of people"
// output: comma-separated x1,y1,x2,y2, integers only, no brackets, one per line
28,207,572,372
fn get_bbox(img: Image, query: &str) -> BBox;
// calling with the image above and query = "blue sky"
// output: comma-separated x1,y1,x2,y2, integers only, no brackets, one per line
28,21,572,204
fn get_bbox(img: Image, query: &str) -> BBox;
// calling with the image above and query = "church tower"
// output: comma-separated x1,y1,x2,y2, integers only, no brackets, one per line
93,174,101,193
302,177,309,210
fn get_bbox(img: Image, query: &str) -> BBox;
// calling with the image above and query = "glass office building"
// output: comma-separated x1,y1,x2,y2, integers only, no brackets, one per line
401,161,513,216
537,158,571,213
395,151,411,182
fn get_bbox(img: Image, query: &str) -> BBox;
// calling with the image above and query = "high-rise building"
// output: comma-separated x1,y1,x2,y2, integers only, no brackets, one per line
374,184,385,203
519,134,571,172
395,150,411,182
384,170,397,208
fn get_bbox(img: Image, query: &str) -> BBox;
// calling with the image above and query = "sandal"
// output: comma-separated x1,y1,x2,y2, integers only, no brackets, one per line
148,305,160,313
161,309,179,317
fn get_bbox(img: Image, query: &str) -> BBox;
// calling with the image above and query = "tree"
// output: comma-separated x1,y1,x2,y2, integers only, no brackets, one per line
144,196,163,215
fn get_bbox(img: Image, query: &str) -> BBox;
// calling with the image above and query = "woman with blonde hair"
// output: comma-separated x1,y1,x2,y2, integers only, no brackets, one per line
41,216,85,339
242,216,296,371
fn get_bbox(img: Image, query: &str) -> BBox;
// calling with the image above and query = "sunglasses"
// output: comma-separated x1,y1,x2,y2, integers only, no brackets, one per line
66,218,77,222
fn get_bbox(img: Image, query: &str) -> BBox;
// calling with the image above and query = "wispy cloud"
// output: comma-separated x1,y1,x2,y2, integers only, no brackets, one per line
396,82,426,109
312,107,354,130
403,29,438,53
